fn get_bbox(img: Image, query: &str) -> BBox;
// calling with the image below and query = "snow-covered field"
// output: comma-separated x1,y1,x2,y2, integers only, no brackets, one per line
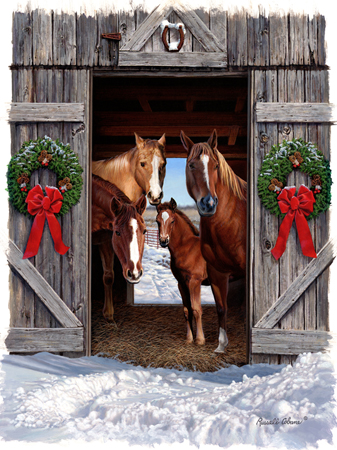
135,244,214,304
0,351,335,448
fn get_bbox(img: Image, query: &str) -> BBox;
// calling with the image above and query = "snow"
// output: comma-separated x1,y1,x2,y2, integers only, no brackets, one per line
0,351,335,448
135,244,214,304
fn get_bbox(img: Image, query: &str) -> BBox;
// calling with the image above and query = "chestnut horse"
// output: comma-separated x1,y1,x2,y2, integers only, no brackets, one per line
181,129,247,353
92,134,166,320
156,198,209,345
92,175,147,321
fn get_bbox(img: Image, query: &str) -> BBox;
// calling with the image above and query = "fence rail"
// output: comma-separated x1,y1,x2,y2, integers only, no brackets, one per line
145,227,160,249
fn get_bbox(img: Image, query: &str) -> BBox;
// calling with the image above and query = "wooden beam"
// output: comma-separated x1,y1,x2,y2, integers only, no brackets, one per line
255,239,336,329
94,86,247,102
228,126,240,145
94,111,247,127
255,102,337,123
174,3,226,52
95,125,247,138
235,96,247,113
120,1,174,51
8,103,85,122
3,327,84,353
119,52,227,68
251,328,332,355
138,95,152,112
6,238,83,328
185,100,194,112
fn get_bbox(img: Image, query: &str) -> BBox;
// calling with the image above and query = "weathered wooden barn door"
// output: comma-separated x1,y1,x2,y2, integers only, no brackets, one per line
249,68,334,364
6,66,91,355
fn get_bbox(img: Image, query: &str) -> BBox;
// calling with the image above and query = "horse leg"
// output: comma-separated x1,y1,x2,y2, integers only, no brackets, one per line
188,278,205,345
99,241,115,322
177,282,193,343
207,264,230,353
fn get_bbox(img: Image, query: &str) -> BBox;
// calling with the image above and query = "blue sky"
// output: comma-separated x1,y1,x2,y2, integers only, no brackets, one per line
161,158,194,207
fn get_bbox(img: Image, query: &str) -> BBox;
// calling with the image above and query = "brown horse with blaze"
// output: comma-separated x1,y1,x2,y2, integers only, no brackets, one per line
156,198,209,346
92,175,147,321
181,129,247,353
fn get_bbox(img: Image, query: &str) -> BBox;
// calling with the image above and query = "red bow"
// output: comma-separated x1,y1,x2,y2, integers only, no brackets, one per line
271,186,317,260
23,185,70,259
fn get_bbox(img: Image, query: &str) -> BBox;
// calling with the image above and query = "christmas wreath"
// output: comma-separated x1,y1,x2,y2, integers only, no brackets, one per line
257,138,332,260
7,136,83,259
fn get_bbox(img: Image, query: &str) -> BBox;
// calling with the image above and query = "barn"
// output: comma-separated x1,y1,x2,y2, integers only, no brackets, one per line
2,0,336,366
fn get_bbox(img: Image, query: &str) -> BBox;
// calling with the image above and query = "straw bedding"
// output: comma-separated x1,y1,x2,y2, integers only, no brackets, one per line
91,300,246,372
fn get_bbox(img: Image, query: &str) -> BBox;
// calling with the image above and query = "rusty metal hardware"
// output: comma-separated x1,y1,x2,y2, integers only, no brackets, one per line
162,25,185,52
101,33,121,41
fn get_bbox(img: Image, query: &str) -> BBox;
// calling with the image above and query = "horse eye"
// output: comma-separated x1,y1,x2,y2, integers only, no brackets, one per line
189,163,195,170
140,162,146,167
171,220,175,224
143,229,147,235
115,231,120,236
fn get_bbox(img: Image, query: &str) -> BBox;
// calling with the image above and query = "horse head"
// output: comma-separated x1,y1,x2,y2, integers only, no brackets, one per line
110,194,147,283
156,198,177,248
134,133,166,205
181,129,219,217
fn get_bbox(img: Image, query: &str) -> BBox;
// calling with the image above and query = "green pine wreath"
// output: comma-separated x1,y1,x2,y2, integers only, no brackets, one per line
257,138,332,220
7,136,83,217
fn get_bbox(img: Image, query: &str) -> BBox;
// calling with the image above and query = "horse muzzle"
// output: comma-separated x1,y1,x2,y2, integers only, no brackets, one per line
197,194,218,217
147,190,163,205
159,237,169,248
125,268,143,284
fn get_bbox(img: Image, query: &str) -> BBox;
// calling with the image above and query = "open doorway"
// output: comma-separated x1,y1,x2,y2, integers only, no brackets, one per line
91,76,248,369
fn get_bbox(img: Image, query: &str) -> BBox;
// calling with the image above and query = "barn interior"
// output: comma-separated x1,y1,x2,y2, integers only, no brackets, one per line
91,76,248,370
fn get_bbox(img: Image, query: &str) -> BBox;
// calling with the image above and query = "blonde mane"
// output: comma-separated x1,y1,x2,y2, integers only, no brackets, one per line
92,148,135,181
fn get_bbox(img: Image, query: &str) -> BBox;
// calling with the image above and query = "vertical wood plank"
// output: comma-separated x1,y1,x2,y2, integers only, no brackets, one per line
13,11,33,66
76,12,98,66
97,12,119,66
53,11,77,65
210,8,227,53
119,10,136,49
32,9,53,65
269,13,288,66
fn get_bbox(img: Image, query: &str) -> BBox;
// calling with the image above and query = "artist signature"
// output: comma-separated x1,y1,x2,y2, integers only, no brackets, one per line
256,416,308,426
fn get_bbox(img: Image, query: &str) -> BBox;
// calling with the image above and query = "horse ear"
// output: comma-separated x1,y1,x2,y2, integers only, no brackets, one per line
207,129,218,151
110,197,123,216
170,198,177,211
158,133,166,147
180,130,194,154
135,132,145,149
135,195,147,215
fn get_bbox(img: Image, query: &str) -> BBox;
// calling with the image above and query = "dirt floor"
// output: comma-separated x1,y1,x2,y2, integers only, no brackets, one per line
91,299,247,372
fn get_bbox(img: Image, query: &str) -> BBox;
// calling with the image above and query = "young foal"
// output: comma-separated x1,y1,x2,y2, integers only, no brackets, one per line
92,175,147,321
181,129,247,353
156,198,209,345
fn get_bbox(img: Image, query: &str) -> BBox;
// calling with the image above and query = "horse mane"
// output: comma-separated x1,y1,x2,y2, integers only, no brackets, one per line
92,174,131,204
92,147,136,181
158,202,199,236
187,143,247,201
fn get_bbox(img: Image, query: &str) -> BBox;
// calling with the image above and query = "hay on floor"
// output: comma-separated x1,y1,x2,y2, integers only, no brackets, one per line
91,300,246,372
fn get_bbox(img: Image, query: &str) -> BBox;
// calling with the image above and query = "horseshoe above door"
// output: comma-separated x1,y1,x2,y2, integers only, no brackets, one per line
160,20,185,52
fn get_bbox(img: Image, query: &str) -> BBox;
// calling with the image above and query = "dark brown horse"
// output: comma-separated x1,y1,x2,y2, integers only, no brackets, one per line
92,175,147,321
181,129,247,353
156,198,209,345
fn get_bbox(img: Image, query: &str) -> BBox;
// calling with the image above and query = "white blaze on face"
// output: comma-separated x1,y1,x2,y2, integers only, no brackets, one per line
130,218,140,276
150,154,162,200
201,154,210,190
162,211,169,224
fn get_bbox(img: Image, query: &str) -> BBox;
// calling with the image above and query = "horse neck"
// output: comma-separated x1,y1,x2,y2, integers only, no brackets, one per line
92,151,143,202
168,213,196,252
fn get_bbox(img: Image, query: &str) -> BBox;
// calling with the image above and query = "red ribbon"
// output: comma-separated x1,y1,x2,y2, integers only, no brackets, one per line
271,186,317,260
23,185,70,259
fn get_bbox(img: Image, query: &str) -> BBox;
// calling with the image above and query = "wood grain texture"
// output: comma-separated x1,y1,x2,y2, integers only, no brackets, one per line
256,103,337,123
3,328,84,352
255,240,335,329
7,238,83,328
53,11,77,65
8,103,85,122
252,328,332,355
118,51,227,67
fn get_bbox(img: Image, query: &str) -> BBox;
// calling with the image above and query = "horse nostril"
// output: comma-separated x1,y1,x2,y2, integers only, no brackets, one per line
127,270,132,279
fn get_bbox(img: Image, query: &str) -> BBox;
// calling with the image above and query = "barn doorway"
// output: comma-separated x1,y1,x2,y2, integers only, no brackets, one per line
91,75,248,370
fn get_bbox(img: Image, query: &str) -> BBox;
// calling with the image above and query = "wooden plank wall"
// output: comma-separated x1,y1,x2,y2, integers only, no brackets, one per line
12,8,326,69
249,69,330,365
10,68,91,356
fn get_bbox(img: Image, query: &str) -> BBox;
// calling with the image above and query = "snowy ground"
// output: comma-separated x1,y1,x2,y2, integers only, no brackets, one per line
0,351,335,448
135,244,214,304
